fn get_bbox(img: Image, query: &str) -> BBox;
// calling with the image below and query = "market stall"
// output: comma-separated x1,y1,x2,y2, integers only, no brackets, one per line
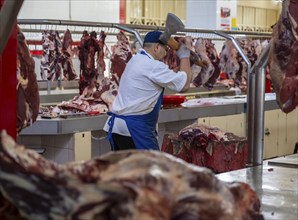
15,18,276,162
0,1,297,219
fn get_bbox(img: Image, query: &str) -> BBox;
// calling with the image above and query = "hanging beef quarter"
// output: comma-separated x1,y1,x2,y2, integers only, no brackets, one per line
60,29,77,80
16,27,40,133
268,0,298,113
192,38,215,88
110,32,132,81
97,31,107,78
78,31,100,94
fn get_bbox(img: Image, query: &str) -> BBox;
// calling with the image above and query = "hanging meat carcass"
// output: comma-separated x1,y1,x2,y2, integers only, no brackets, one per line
78,31,100,95
0,130,263,220
60,29,77,80
97,31,107,78
218,38,267,92
58,30,117,114
193,38,214,88
16,27,40,133
219,40,240,86
110,31,133,82
161,36,218,89
163,48,179,70
268,0,298,113
40,30,63,81
204,39,221,88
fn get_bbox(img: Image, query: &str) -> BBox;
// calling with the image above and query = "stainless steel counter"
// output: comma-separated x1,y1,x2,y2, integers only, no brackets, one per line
20,94,279,135
216,154,298,220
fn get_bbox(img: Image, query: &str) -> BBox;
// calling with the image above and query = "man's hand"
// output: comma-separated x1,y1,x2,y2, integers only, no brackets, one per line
176,44,190,59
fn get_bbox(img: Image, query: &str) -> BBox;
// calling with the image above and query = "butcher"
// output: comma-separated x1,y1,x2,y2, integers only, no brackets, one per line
104,30,192,151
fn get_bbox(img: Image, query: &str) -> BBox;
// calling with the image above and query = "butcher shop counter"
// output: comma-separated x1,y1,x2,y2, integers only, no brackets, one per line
17,93,279,164
216,154,298,220
21,93,279,135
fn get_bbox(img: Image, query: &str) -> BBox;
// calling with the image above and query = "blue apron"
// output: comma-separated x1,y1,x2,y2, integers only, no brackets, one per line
106,50,163,150
106,91,163,151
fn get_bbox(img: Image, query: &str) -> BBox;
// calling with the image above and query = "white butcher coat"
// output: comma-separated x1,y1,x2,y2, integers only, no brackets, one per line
103,49,187,136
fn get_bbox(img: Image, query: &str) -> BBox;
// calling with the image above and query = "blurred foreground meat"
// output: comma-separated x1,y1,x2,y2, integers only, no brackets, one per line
0,130,263,220
268,0,298,113
16,28,40,133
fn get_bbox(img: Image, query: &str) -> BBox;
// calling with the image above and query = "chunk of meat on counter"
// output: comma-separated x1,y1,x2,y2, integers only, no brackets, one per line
162,123,248,173
268,0,298,113
57,77,117,113
0,130,263,220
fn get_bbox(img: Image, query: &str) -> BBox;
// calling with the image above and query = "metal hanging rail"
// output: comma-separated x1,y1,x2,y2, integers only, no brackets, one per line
18,19,272,41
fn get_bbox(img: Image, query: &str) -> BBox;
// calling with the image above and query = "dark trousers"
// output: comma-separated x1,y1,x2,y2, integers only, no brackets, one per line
111,133,136,151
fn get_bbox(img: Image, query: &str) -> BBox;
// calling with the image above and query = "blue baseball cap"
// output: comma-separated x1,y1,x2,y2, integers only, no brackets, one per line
143,31,164,44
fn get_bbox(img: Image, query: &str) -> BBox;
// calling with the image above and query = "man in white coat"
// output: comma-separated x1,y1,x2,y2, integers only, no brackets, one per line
104,30,192,151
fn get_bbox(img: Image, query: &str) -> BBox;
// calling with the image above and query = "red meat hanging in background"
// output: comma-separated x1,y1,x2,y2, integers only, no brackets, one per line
16,27,40,133
163,48,179,71
110,31,133,83
204,39,221,89
163,37,220,90
218,39,240,87
192,38,215,89
57,30,117,114
268,0,298,113
218,38,268,92
78,31,100,95
40,30,63,81
97,31,107,79
60,29,77,80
